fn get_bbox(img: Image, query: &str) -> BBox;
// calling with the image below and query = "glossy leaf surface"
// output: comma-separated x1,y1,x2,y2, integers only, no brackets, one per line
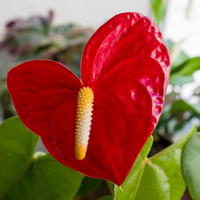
171,57,200,76
7,12,170,185
150,0,166,25
166,39,194,86
169,75,194,86
182,132,200,200
169,57,200,85
0,117,84,200
76,176,102,198
170,100,200,115
114,126,197,200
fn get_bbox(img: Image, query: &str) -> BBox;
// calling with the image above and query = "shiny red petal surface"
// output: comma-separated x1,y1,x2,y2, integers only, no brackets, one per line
7,60,82,138
7,12,171,187
79,12,170,185
81,12,170,90
47,92,125,185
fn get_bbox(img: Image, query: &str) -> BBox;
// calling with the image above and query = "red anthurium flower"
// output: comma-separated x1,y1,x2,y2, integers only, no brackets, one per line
7,12,170,186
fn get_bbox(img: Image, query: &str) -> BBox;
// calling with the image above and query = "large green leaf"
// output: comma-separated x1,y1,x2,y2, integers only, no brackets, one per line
182,132,200,200
169,74,194,86
150,0,166,25
169,57,200,85
0,117,84,200
114,126,197,200
76,176,102,198
166,39,189,72
170,99,200,115
106,181,114,197
171,51,189,71
171,57,200,76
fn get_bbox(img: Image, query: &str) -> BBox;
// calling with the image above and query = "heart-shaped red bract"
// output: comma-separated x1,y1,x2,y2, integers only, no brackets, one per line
7,12,170,186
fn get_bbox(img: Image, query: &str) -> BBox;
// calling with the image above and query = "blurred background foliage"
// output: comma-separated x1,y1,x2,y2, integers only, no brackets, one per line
0,10,94,120
0,1,199,200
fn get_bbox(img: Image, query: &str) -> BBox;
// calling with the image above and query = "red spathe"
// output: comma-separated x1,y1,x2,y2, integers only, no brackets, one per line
7,12,170,186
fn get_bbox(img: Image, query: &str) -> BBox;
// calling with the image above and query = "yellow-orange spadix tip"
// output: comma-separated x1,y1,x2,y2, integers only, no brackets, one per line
75,87,94,160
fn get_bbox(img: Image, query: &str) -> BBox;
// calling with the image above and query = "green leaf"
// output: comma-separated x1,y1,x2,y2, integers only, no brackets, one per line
0,117,84,200
170,100,200,115
171,57,200,76
114,136,154,200
76,176,102,197
140,136,153,159
166,39,174,51
169,74,194,86
150,0,166,25
114,125,197,200
182,132,200,200
106,181,114,197
166,39,189,72
98,196,113,200
171,51,189,71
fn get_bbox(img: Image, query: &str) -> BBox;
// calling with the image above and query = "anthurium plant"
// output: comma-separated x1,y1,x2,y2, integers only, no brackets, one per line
0,12,199,200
